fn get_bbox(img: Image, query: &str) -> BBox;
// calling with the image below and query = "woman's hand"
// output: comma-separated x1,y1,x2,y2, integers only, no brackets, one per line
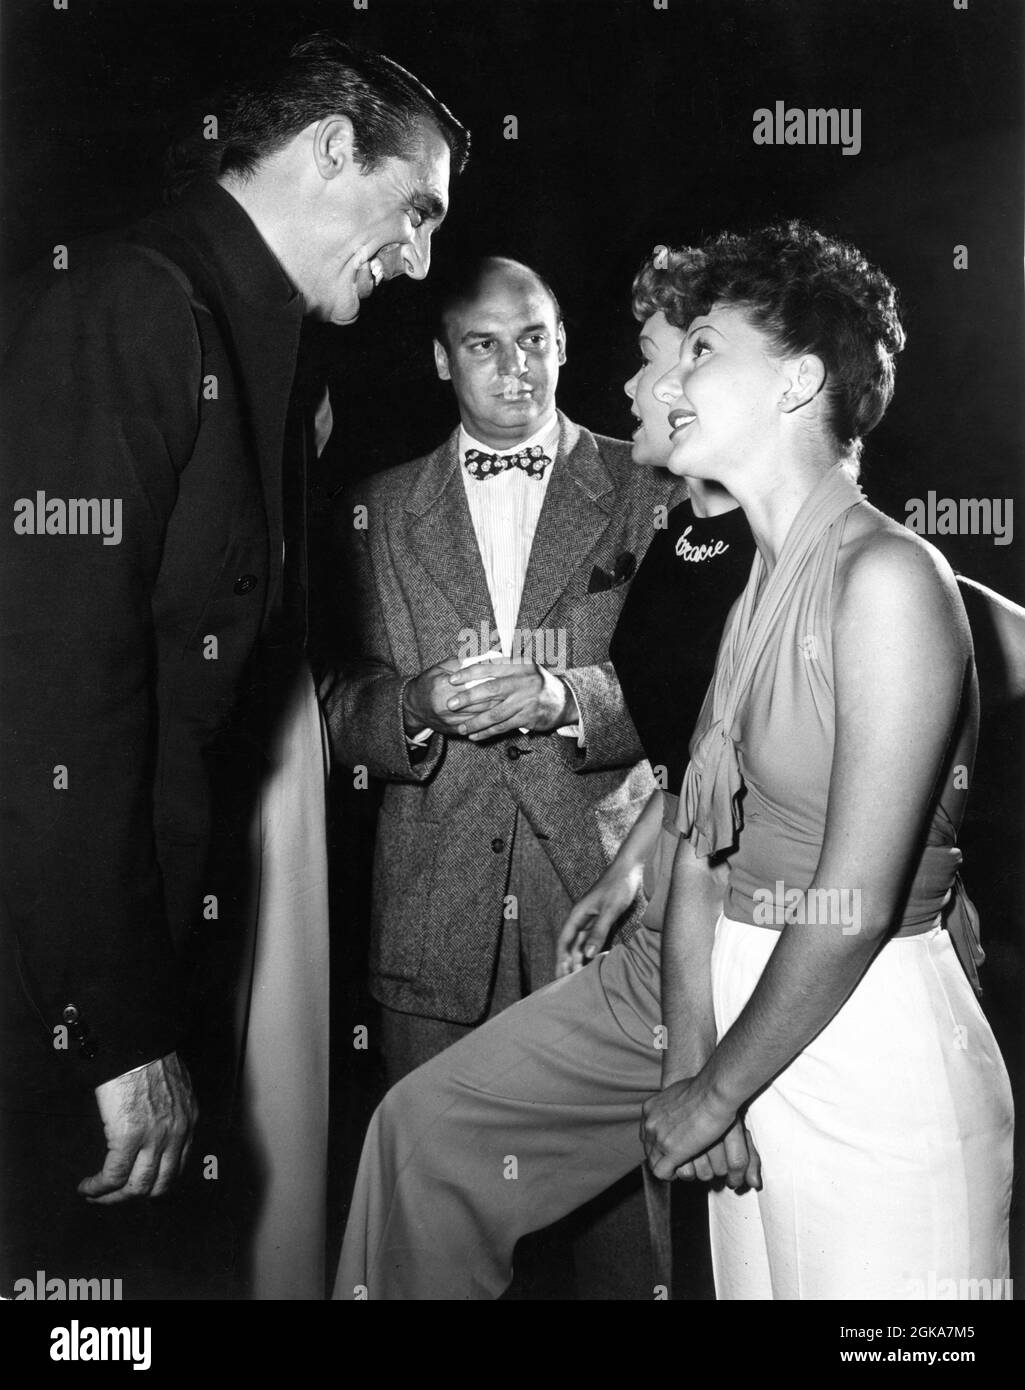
641,1075,760,1189
667,1118,762,1190
555,863,643,976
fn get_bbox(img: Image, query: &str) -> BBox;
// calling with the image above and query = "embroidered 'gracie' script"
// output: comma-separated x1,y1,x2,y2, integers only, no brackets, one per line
675,526,730,563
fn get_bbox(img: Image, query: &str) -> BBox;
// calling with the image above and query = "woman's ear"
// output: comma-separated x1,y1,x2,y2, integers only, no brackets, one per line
778,353,827,413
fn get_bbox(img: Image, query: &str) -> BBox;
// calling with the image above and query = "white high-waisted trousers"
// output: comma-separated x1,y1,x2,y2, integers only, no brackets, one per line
709,915,1014,1300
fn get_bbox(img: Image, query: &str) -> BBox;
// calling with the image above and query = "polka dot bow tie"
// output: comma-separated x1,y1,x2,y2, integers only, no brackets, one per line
463,446,553,480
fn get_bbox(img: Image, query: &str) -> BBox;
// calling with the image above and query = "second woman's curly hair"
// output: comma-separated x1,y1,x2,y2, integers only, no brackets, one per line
632,221,906,459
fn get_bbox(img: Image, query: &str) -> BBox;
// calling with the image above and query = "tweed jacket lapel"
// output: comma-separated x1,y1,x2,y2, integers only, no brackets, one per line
403,428,497,639
515,412,615,633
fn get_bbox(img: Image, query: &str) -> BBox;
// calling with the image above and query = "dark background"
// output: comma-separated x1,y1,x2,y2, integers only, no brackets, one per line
3,0,1023,598
3,0,1023,1295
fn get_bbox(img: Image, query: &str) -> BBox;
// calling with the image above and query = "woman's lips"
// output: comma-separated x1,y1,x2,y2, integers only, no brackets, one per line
669,408,696,438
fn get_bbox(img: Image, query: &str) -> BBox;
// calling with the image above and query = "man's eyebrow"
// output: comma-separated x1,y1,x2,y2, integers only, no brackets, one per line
416,189,448,222
460,321,550,343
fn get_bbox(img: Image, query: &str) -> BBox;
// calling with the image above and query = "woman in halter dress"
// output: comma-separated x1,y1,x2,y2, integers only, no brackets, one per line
640,222,1013,1297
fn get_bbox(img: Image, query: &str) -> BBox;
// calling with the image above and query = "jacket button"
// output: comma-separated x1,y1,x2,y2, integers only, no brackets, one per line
234,574,258,595
505,745,521,761
62,1005,79,1024
491,837,505,853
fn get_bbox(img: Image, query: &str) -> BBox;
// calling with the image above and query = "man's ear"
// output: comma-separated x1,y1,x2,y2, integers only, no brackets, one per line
311,115,358,180
555,321,567,366
433,338,452,381
778,353,826,413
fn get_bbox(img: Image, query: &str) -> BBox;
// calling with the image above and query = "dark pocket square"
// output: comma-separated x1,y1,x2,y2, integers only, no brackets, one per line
588,551,636,593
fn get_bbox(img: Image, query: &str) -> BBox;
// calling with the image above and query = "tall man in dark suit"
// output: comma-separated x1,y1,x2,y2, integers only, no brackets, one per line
322,258,680,1080
0,36,467,1299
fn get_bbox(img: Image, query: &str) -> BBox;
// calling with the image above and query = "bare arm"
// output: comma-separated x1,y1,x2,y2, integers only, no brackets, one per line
660,833,726,1082
556,789,663,974
644,531,973,1175
655,832,760,1187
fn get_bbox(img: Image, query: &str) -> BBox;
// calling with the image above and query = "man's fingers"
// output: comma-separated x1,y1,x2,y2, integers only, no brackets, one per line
151,1143,183,1199
445,684,506,715
178,1128,194,1178
461,703,523,738
79,1145,153,1204
77,1135,139,1200
448,660,518,685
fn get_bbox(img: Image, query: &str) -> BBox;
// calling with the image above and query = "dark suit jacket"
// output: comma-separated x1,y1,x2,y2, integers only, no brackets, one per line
0,181,305,1097
320,413,684,1023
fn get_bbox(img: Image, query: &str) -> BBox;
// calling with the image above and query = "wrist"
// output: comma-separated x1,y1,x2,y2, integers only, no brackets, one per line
560,682,579,727
662,1030,715,1085
599,855,644,896
401,682,424,735
695,1058,744,1118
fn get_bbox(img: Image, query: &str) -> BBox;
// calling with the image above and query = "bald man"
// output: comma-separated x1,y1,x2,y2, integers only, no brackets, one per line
321,258,682,1080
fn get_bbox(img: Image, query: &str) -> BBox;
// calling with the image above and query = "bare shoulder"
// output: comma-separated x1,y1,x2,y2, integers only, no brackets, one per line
833,504,971,655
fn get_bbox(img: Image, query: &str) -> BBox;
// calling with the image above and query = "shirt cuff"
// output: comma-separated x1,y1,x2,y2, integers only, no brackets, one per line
540,666,585,747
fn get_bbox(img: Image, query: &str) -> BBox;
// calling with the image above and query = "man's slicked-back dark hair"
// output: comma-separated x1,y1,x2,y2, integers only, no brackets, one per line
631,222,905,459
432,256,562,351
167,33,469,194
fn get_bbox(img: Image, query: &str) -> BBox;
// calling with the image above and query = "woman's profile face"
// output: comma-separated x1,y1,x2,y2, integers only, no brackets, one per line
656,302,788,480
623,311,685,467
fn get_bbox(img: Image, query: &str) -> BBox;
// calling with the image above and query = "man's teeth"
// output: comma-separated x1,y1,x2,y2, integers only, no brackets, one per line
669,411,696,429
369,257,384,286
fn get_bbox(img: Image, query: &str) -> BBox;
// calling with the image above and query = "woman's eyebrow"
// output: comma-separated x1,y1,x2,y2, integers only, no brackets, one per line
684,320,722,340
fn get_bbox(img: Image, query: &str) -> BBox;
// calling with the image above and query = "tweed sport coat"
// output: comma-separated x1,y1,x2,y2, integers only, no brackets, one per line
320,412,684,1023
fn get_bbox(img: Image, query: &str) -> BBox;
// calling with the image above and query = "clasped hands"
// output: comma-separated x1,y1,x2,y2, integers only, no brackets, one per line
403,652,576,742
641,1072,762,1191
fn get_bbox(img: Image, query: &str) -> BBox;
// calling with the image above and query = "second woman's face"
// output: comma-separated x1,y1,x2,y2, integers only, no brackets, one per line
656,303,788,480
623,311,685,467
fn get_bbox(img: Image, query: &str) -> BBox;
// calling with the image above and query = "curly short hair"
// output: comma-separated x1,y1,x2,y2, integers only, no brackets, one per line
631,221,905,456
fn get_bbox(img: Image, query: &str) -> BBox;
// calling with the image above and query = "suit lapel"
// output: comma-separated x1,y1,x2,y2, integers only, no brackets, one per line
129,189,304,617
404,431,497,639
515,413,615,632
222,302,304,609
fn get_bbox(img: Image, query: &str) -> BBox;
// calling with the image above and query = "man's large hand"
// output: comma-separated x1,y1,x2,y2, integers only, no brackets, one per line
402,657,467,736
446,658,576,740
78,1052,198,1204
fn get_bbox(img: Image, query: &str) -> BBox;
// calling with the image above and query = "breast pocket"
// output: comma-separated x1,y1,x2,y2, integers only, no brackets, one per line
570,583,631,659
